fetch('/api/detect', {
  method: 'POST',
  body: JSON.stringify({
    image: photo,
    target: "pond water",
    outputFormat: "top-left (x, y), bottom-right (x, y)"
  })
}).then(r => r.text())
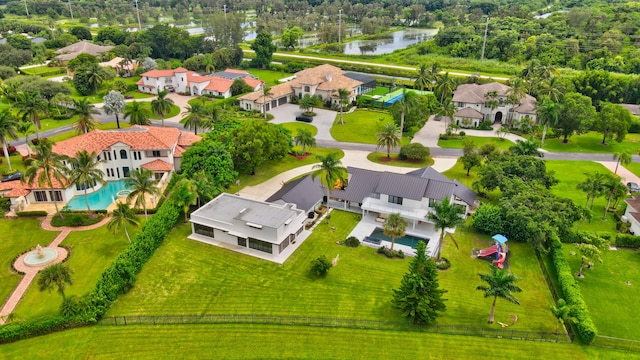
top-left (343, 28), bottom-right (438, 55)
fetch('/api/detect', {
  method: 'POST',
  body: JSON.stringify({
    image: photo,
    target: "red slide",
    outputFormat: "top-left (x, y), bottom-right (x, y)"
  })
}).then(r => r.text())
top-left (477, 245), bottom-right (498, 258)
top-left (493, 252), bottom-right (506, 269)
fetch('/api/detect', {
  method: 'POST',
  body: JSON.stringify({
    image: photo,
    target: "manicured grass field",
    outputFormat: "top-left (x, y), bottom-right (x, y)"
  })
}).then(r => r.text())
top-left (279, 122), bottom-right (318, 137)
top-left (0, 154), bottom-right (28, 175)
top-left (563, 245), bottom-right (640, 340)
top-left (11, 219), bottom-right (144, 320)
top-left (227, 148), bottom-right (344, 193)
top-left (542, 132), bottom-right (640, 154)
top-left (438, 136), bottom-right (515, 151)
top-left (624, 162), bottom-right (640, 178)
top-left (0, 219), bottom-right (58, 310)
top-left (3, 323), bottom-right (633, 360)
top-left (367, 86), bottom-right (392, 96)
top-left (366, 152), bottom-right (433, 168)
top-left (330, 109), bottom-right (404, 145)
top-left (246, 69), bottom-right (293, 86)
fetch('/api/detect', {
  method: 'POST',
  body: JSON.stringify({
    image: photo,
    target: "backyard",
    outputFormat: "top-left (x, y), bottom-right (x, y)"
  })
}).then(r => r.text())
top-left (246, 69), bottom-right (293, 86)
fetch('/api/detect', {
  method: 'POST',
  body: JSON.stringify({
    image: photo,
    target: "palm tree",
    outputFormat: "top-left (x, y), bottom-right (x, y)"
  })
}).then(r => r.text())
top-left (535, 76), bottom-right (565, 104)
top-left (84, 63), bottom-right (105, 94)
top-left (476, 265), bottom-right (522, 324)
top-left (151, 90), bottom-right (175, 127)
top-left (192, 170), bottom-right (222, 208)
top-left (126, 168), bottom-right (160, 217)
top-left (103, 90), bottom-right (126, 129)
top-left (426, 198), bottom-right (464, 261)
top-left (23, 140), bottom-right (67, 215)
top-left (38, 263), bottom-right (73, 300)
top-left (576, 171), bottom-right (605, 209)
top-left (107, 200), bottom-right (140, 242)
top-left (311, 152), bottom-right (347, 224)
top-left (613, 151), bottom-right (632, 174)
top-left (426, 62), bottom-right (441, 91)
top-left (337, 88), bottom-right (351, 125)
top-left (434, 72), bottom-right (456, 105)
top-left (602, 174), bottom-right (627, 219)
top-left (16, 119), bottom-right (33, 156)
top-left (484, 90), bottom-right (500, 122)
top-left (509, 139), bottom-right (543, 157)
top-left (182, 102), bottom-right (206, 135)
top-left (202, 104), bottom-right (221, 131)
top-left (71, 98), bottom-right (100, 134)
top-left (262, 86), bottom-right (272, 121)
top-left (0, 109), bottom-right (18, 172)
top-left (536, 97), bottom-right (563, 146)
top-left (294, 128), bottom-right (316, 154)
top-left (171, 178), bottom-right (198, 222)
top-left (437, 97), bottom-right (457, 129)
top-left (16, 91), bottom-right (48, 139)
top-left (376, 122), bottom-right (401, 159)
top-left (66, 150), bottom-right (106, 213)
top-left (124, 101), bottom-right (151, 125)
top-left (550, 298), bottom-right (577, 335)
top-left (414, 63), bottom-right (430, 92)
top-left (383, 213), bottom-right (407, 251)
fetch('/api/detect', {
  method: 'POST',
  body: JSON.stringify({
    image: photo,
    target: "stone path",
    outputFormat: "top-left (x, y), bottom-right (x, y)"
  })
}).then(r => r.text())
top-left (0, 215), bottom-right (110, 324)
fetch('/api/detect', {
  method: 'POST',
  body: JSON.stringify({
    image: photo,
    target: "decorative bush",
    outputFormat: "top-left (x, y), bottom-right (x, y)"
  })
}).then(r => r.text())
top-left (471, 204), bottom-right (504, 235)
top-left (435, 257), bottom-right (451, 270)
top-left (459, 131), bottom-right (466, 136)
top-left (344, 236), bottom-right (360, 248)
top-left (549, 236), bottom-right (597, 344)
top-left (478, 121), bottom-right (493, 130)
top-left (310, 255), bottom-right (332, 276)
top-left (615, 234), bottom-right (640, 248)
top-left (0, 145), bottom-right (17, 156)
top-left (16, 211), bottom-right (48, 217)
top-left (51, 213), bottom-right (104, 227)
top-left (377, 246), bottom-right (405, 259)
top-left (398, 143), bottom-right (430, 161)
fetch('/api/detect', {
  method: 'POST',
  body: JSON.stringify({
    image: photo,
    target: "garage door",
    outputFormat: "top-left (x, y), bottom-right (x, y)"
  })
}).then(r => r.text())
top-left (278, 96), bottom-right (288, 106)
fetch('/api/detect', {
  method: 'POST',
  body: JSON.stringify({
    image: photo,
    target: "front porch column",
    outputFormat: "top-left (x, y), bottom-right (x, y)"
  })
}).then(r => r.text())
top-left (412, 219), bottom-right (416, 230)
top-left (344, 201), bottom-right (347, 210)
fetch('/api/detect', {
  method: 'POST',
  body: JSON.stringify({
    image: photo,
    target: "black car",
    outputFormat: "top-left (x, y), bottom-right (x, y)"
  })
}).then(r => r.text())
top-left (628, 182), bottom-right (640, 193)
top-left (1, 172), bottom-right (22, 182)
top-left (295, 114), bottom-right (313, 123)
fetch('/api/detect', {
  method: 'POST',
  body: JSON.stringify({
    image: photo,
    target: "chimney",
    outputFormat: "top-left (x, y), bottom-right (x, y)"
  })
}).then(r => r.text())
top-left (325, 73), bottom-right (332, 82)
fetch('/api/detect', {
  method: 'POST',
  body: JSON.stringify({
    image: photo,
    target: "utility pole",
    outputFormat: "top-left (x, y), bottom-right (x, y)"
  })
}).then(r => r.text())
top-left (223, 4), bottom-right (227, 19)
top-left (23, 0), bottom-right (29, 16)
top-left (134, 0), bottom-right (142, 31)
top-left (480, 16), bottom-right (489, 61)
top-left (68, 0), bottom-right (74, 21)
top-left (338, 9), bottom-right (342, 44)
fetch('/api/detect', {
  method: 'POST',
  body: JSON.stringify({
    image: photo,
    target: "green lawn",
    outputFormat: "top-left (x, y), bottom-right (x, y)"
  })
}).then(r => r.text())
top-left (246, 69), bottom-right (293, 86)
top-left (563, 245), bottom-right (640, 340)
top-left (0, 154), bottom-right (28, 175)
top-left (366, 152), bottom-right (433, 168)
top-left (11, 219), bottom-right (144, 321)
top-left (140, 102), bottom-right (181, 120)
top-left (0, 219), bottom-right (58, 310)
top-left (279, 122), bottom-right (318, 137)
top-left (438, 136), bottom-right (515, 151)
top-left (542, 132), bottom-right (640, 154)
top-left (368, 86), bottom-right (392, 96)
top-left (227, 148), bottom-right (344, 194)
top-left (624, 162), bottom-right (640, 178)
top-left (330, 109), bottom-right (406, 145)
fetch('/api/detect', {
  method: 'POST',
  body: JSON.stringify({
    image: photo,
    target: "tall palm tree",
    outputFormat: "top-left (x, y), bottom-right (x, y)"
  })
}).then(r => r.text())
top-left (613, 150), bottom-right (632, 174)
top-left (103, 90), bottom-right (126, 129)
top-left (426, 198), bottom-right (464, 261)
top-left (576, 171), bottom-right (605, 209)
top-left (535, 76), bottom-right (565, 104)
top-left (66, 150), bottom-right (106, 213)
top-left (437, 97), bottom-right (457, 129)
top-left (107, 200), bottom-right (140, 242)
top-left (383, 213), bottom-right (407, 251)
top-left (23, 140), bottom-right (67, 215)
top-left (262, 86), bottom-right (272, 121)
top-left (84, 63), bottom-right (105, 94)
top-left (0, 109), bottom-right (18, 171)
top-left (16, 119), bottom-right (33, 156)
top-left (414, 63), bottom-right (429, 92)
top-left (126, 168), bottom-right (160, 217)
top-left (484, 90), bottom-right (500, 122)
top-left (509, 139), bottom-right (543, 157)
top-left (124, 101), bottom-right (151, 126)
top-left (16, 91), bottom-right (48, 139)
top-left (38, 263), bottom-right (73, 300)
top-left (476, 265), bottom-right (522, 324)
top-left (71, 98), bottom-right (100, 134)
top-left (426, 62), bottom-right (441, 91)
top-left (536, 97), bottom-right (563, 146)
top-left (376, 122), bottom-right (401, 159)
top-left (337, 88), bottom-right (351, 125)
top-left (182, 102), bottom-right (206, 135)
top-left (550, 298), bottom-right (577, 335)
top-left (294, 128), bottom-right (316, 154)
top-left (202, 104), bottom-right (221, 131)
top-left (311, 152), bottom-right (347, 224)
top-left (601, 174), bottom-right (626, 220)
top-left (151, 90), bottom-right (174, 128)
top-left (171, 177), bottom-right (198, 222)
top-left (434, 72), bottom-right (456, 105)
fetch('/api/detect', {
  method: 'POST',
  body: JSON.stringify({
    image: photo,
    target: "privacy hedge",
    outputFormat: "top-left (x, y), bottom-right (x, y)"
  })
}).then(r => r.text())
top-left (549, 236), bottom-right (597, 344)
top-left (615, 234), bottom-right (640, 248)
top-left (16, 211), bottom-right (48, 217)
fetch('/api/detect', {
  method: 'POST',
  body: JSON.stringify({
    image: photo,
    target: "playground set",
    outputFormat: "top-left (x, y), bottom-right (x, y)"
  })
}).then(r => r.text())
top-left (476, 234), bottom-right (509, 269)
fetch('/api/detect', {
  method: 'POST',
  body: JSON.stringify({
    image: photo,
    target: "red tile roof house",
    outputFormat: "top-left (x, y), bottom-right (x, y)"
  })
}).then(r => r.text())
top-left (0, 126), bottom-right (200, 210)
top-left (136, 68), bottom-right (263, 97)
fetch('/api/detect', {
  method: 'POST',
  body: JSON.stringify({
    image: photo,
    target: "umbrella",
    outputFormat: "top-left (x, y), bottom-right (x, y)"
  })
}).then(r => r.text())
top-left (492, 234), bottom-right (508, 244)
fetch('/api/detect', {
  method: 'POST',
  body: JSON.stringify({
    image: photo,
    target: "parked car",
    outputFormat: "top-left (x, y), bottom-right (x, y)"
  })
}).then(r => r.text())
top-left (1, 172), bottom-right (22, 182)
top-left (295, 114), bottom-right (313, 123)
top-left (628, 182), bottom-right (640, 193)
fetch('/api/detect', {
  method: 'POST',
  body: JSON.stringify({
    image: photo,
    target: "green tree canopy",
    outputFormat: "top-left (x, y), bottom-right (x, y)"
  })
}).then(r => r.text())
top-left (229, 119), bottom-right (291, 175)
top-left (251, 32), bottom-right (276, 69)
top-left (180, 139), bottom-right (237, 186)
top-left (593, 103), bottom-right (633, 144)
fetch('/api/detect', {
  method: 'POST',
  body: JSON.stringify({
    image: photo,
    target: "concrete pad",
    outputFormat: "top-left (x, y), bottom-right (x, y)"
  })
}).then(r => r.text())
top-left (269, 103), bottom-right (337, 141)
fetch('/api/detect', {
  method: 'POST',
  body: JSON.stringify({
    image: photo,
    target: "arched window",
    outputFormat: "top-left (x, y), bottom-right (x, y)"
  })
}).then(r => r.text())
top-left (304, 86), bottom-right (310, 92)
top-left (120, 150), bottom-right (128, 159)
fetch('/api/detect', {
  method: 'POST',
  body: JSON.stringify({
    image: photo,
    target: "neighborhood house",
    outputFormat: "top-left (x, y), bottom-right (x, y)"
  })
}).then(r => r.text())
top-left (137, 68), bottom-right (263, 97)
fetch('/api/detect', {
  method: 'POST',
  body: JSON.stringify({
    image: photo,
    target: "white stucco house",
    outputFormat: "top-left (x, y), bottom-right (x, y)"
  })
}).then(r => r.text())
top-left (624, 195), bottom-right (640, 235)
top-left (189, 193), bottom-right (309, 263)
top-left (137, 68), bottom-right (262, 97)
top-left (452, 82), bottom-right (537, 127)
top-left (0, 126), bottom-right (200, 208)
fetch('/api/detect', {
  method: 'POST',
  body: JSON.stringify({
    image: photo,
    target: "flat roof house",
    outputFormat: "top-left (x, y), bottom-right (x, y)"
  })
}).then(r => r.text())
top-left (189, 193), bottom-right (309, 263)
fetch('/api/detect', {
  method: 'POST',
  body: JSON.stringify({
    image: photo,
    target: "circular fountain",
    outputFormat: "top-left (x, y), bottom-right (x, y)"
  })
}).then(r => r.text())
top-left (23, 245), bottom-right (58, 267)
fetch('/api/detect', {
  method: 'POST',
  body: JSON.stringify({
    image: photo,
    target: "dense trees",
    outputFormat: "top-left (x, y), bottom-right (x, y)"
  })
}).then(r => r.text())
top-left (553, 92), bottom-right (596, 143)
top-left (229, 120), bottom-right (291, 175)
top-left (251, 32), bottom-right (277, 69)
top-left (593, 103), bottom-right (633, 144)
top-left (180, 139), bottom-right (237, 187)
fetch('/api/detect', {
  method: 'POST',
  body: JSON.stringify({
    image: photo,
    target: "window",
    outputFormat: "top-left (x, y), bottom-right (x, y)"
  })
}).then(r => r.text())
top-left (97, 155), bottom-right (100, 161)
top-left (152, 150), bottom-right (161, 157)
top-left (76, 180), bottom-right (96, 191)
top-left (249, 238), bottom-right (273, 254)
top-left (278, 238), bottom-right (290, 253)
top-left (34, 191), bottom-right (47, 202)
top-left (388, 195), bottom-right (403, 205)
top-left (304, 86), bottom-right (310, 92)
top-left (123, 167), bottom-right (130, 177)
top-left (49, 191), bottom-right (63, 202)
top-left (133, 152), bottom-right (137, 160)
top-left (194, 224), bottom-right (215, 238)
top-left (237, 237), bottom-right (247, 247)
top-left (116, 168), bottom-right (120, 178)
top-left (104, 151), bottom-right (111, 161)
top-left (120, 150), bottom-right (128, 159)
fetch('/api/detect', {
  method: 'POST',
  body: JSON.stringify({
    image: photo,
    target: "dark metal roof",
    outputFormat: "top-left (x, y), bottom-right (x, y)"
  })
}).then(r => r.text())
top-left (332, 167), bottom-right (382, 203)
top-left (424, 179), bottom-right (454, 201)
top-left (266, 175), bottom-right (324, 212)
top-left (453, 180), bottom-right (477, 205)
top-left (210, 71), bottom-right (251, 80)
top-left (406, 167), bottom-right (450, 182)
top-left (375, 172), bottom-right (429, 201)
top-left (344, 72), bottom-right (376, 84)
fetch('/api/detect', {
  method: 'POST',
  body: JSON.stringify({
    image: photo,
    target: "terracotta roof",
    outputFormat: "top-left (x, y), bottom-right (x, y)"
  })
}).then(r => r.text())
top-left (55, 41), bottom-right (113, 61)
top-left (0, 169), bottom-right (68, 198)
top-left (177, 131), bottom-right (201, 147)
top-left (174, 67), bottom-right (188, 72)
top-left (204, 77), bottom-right (233, 92)
top-left (140, 69), bottom-right (177, 78)
top-left (141, 159), bottom-right (174, 171)
top-left (224, 69), bottom-right (249, 74)
top-left (52, 126), bottom-right (181, 157)
top-left (173, 145), bottom-right (185, 158)
top-left (243, 78), bottom-right (262, 89)
top-left (187, 71), bottom-right (208, 83)
top-left (454, 107), bottom-right (484, 119)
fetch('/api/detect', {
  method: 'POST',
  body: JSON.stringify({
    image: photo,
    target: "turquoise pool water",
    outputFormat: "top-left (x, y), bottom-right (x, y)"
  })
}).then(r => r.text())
top-left (370, 228), bottom-right (429, 249)
top-left (66, 180), bottom-right (130, 210)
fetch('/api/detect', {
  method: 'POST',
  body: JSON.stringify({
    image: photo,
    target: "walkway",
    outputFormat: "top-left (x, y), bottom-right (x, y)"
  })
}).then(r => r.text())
top-left (0, 215), bottom-right (110, 324)
top-left (412, 116), bottom-right (528, 148)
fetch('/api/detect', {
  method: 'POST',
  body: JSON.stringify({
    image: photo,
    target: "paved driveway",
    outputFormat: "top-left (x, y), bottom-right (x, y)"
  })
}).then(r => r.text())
top-left (269, 103), bottom-right (337, 141)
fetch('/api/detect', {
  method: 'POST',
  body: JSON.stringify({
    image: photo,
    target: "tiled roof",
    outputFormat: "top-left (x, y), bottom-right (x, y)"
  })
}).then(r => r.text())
top-left (453, 82), bottom-right (512, 104)
top-left (173, 145), bottom-right (185, 158)
top-left (0, 169), bottom-right (68, 197)
top-left (454, 107), bottom-right (484, 119)
top-left (224, 69), bottom-right (249, 74)
top-left (141, 159), bottom-right (174, 171)
top-left (625, 195), bottom-right (640, 212)
top-left (174, 67), bottom-right (188, 72)
top-left (239, 82), bottom-right (293, 104)
top-left (514, 94), bottom-right (537, 114)
top-left (55, 41), bottom-right (113, 61)
top-left (621, 104), bottom-right (640, 116)
top-left (140, 69), bottom-right (176, 78)
top-left (177, 131), bottom-right (201, 147)
top-left (204, 77), bottom-right (233, 92)
top-left (243, 77), bottom-right (263, 89)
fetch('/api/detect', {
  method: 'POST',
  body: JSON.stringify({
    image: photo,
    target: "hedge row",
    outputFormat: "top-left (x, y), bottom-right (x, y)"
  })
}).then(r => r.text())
top-left (549, 236), bottom-right (597, 344)
top-left (0, 197), bottom-right (182, 343)
top-left (615, 234), bottom-right (640, 248)
top-left (16, 211), bottom-right (48, 217)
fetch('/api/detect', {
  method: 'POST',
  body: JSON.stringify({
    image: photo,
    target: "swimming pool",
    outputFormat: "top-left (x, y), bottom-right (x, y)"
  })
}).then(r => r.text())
top-left (369, 228), bottom-right (429, 249)
top-left (65, 180), bottom-right (130, 210)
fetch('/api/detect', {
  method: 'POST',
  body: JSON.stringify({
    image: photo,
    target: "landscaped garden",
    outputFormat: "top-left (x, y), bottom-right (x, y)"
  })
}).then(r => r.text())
top-left (542, 132), bottom-right (640, 154)
top-left (438, 135), bottom-right (515, 152)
